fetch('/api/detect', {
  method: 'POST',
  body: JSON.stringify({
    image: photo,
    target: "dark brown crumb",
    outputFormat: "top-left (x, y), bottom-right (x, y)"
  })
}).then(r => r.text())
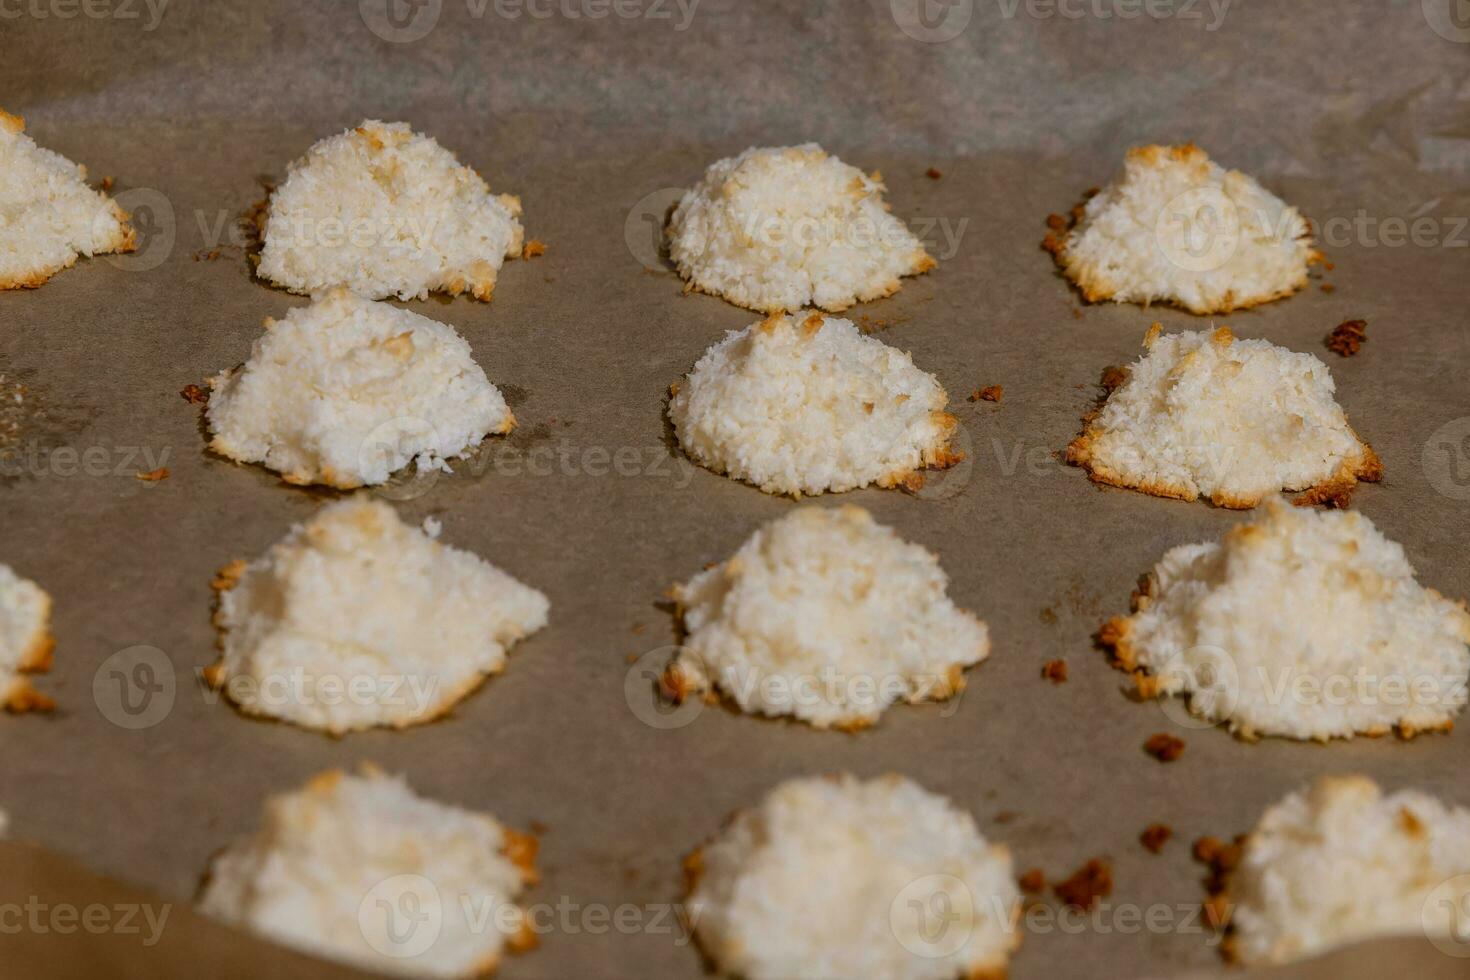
top-left (968, 384), bottom-right (1003, 403)
top-left (1326, 319), bottom-right (1366, 357)
top-left (1144, 732), bottom-right (1185, 762)
top-left (1041, 659), bottom-right (1068, 684)
top-left (1324, 260), bottom-right (1336, 271)
top-left (1071, 307), bottom-right (1083, 319)
top-left (100, 176), bottom-right (115, 191)
top-left (1018, 868), bottom-right (1046, 894)
top-left (1054, 858), bottom-right (1112, 909)
top-left (1319, 283), bottom-right (1334, 293)
top-left (925, 167), bottom-right (943, 180)
top-left (136, 467), bottom-right (169, 482)
top-left (522, 239), bottom-right (547, 259)
top-left (1194, 833), bottom-right (1247, 913)
top-left (631, 622), bottom-right (645, 635)
top-left (1100, 365), bottom-right (1128, 391)
top-left (1192, 836), bottom-right (1224, 865)
top-left (993, 810), bottom-right (1017, 824)
top-left (180, 384), bottom-right (208, 405)
top-left (1140, 823), bottom-right (1173, 853)
top-left (1039, 607), bottom-right (1057, 625)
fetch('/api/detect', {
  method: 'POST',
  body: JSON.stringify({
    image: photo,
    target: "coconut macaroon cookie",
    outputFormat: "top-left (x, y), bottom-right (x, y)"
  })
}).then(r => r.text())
top-left (0, 109), bottom-right (135, 289)
top-left (1045, 144), bottom-right (1317, 314)
top-left (0, 563), bottom-right (54, 712)
top-left (1068, 325), bottom-right (1381, 508)
top-left (667, 144), bottom-right (935, 313)
top-left (256, 120), bottom-right (525, 301)
top-left (670, 312), bottom-right (960, 496)
top-left (207, 497), bottom-right (549, 734)
top-left (664, 506), bottom-right (989, 730)
top-left (686, 774), bottom-right (1020, 980)
top-left (200, 766), bottom-right (538, 978)
top-left (207, 289), bottom-right (514, 489)
top-left (1219, 775), bottom-right (1470, 964)
top-left (1101, 498), bottom-right (1470, 741)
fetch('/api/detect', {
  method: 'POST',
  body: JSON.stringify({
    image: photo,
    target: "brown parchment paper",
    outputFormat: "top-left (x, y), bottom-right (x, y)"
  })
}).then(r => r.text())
top-left (2, 1), bottom-right (1469, 977)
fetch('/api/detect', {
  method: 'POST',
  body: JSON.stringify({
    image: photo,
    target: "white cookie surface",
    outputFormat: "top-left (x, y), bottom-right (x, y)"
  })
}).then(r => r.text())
top-left (687, 774), bottom-right (1020, 980)
top-left (200, 767), bottom-right (537, 978)
top-left (1104, 498), bottom-right (1470, 741)
top-left (0, 109), bottom-right (135, 289)
top-left (1068, 325), bottom-right (1379, 508)
top-left (1050, 143), bottom-right (1316, 314)
top-left (0, 562), bottom-right (54, 712)
top-left (668, 144), bottom-right (934, 313)
top-left (666, 506), bottom-right (989, 730)
top-left (207, 289), bottom-right (514, 489)
top-left (207, 497), bottom-right (549, 734)
top-left (1226, 775), bottom-right (1470, 965)
top-left (669, 311), bottom-right (959, 496)
top-left (257, 120), bottom-right (524, 301)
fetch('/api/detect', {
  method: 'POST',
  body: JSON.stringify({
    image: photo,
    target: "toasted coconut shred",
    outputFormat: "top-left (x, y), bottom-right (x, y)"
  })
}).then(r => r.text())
top-left (1048, 144), bottom-right (1318, 315)
top-left (1067, 324), bottom-right (1380, 508)
top-left (207, 289), bottom-right (514, 490)
top-left (0, 562), bottom-right (55, 712)
top-left (670, 312), bottom-right (960, 496)
top-left (1101, 499), bottom-right (1470, 742)
top-left (685, 774), bottom-right (1021, 980)
top-left (664, 505), bottom-right (990, 730)
top-left (0, 108), bottom-right (135, 289)
top-left (207, 497), bottom-right (548, 734)
top-left (668, 144), bottom-right (934, 313)
top-left (1224, 775), bottom-right (1470, 965)
top-left (200, 765), bottom-right (539, 978)
top-left (256, 120), bottom-right (525, 301)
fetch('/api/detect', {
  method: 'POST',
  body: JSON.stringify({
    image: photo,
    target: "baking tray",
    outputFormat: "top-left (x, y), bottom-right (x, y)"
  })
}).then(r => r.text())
top-left (2, 1), bottom-right (1469, 977)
